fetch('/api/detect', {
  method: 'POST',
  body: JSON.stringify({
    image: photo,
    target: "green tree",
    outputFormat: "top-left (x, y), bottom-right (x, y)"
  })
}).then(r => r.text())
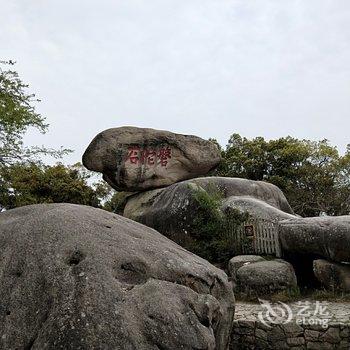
top-left (103, 191), bottom-right (133, 214)
top-left (217, 134), bottom-right (350, 217)
top-left (0, 162), bottom-right (107, 210)
top-left (0, 60), bottom-right (69, 165)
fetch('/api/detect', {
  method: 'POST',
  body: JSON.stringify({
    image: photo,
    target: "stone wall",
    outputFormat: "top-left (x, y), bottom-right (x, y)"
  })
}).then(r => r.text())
top-left (231, 302), bottom-right (350, 350)
top-left (231, 319), bottom-right (349, 349)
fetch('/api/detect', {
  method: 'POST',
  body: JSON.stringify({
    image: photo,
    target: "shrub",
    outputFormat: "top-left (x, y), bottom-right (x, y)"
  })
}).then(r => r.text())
top-left (188, 184), bottom-right (249, 265)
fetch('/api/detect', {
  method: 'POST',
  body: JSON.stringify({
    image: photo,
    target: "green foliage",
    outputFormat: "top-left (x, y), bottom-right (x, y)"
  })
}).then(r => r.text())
top-left (0, 162), bottom-right (105, 210)
top-left (0, 60), bottom-right (77, 210)
top-left (0, 60), bottom-right (70, 165)
top-left (217, 133), bottom-right (350, 217)
top-left (103, 192), bottom-right (133, 214)
top-left (188, 184), bottom-right (249, 264)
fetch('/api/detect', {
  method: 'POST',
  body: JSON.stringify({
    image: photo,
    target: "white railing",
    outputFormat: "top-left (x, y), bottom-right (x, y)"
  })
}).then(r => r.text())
top-left (226, 218), bottom-right (282, 257)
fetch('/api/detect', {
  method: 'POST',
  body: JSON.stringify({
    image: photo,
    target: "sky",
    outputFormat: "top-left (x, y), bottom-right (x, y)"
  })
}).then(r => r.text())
top-left (1, 0), bottom-right (350, 164)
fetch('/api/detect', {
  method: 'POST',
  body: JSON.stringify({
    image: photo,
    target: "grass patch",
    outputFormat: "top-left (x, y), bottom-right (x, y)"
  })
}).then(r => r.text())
top-left (236, 287), bottom-right (350, 303)
top-left (235, 286), bottom-right (301, 303)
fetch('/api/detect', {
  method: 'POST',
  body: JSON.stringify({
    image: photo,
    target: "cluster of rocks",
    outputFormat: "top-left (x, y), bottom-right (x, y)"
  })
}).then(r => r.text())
top-left (83, 127), bottom-right (350, 296)
top-left (1, 126), bottom-right (349, 349)
top-left (227, 253), bottom-right (350, 298)
top-left (279, 217), bottom-right (350, 293)
top-left (123, 176), bottom-right (295, 240)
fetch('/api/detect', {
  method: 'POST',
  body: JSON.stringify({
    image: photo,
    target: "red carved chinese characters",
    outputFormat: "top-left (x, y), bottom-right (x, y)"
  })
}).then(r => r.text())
top-left (126, 146), bottom-right (141, 164)
top-left (140, 149), bottom-right (156, 165)
top-left (125, 146), bottom-right (171, 167)
top-left (157, 146), bottom-right (171, 166)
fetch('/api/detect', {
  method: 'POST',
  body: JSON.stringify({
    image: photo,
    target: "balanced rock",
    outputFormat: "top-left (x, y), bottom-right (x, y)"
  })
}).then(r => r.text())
top-left (124, 177), bottom-right (294, 247)
top-left (82, 126), bottom-right (221, 191)
top-left (234, 259), bottom-right (297, 295)
top-left (279, 216), bottom-right (350, 263)
top-left (313, 259), bottom-right (350, 292)
top-left (0, 204), bottom-right (234, 350)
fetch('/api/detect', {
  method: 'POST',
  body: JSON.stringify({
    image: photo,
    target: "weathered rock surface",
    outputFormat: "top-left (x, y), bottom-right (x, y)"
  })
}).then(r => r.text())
top-left (82, 126), bottom-right (221, 191)
top-left (123, 177), bottom-right (294, 246)
top-left (222, 196), bottom-right (296, 222)
top-left (313, 259), bottom-right (350, 292)
top-left (227, 255), bottom-right (265, 283)
top-left (0, 204), bottom-right (234, 350)
top-left (279, 216), bottom-right (350, 263)
top-left (234, 259), bottom-right (298, 295)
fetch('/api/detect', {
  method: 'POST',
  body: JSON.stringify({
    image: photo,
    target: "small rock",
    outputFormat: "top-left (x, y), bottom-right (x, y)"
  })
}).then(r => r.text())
top-left (237, 320), bottom-right (256, 329)
top-left (338, 340), bottom-right (350, 350)
top-left (281, 323), bottom-right (304, 337)
top-left (287, 336), bottom-right (305, 346)
top-left (306, 341), bottom-right (334, 350)
top-left (313, 259), bottom-right (350, 292)
top-left (255, 328), bottom-right (267, 340)
top-left (272, 340), bottom-right (289, 350)
top-left (234, 327), bottom-right (254, 336)
top-left (320, 327), bottom-right (341, 344)
top-left (304, 329), bottom-right (321, 341)
top-left (268, 326), bottom-right (285, 341)
top-left (244, 336), bottom-right (256, 344)
top-left (340, 327), bottom-right (349, 338)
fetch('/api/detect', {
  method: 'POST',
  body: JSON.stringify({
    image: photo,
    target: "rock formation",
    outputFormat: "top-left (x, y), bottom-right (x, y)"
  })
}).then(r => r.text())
top-left (279, 216), bottom-right (350, 263)
top-left (84, 126), bottom-right (350, 294)
top-left (82, 126), bottom-right (221, 191)
top-left (313, 259), bottom-right (350, 292)
top-left (222, 196), bottom-right (296, 222)
top-left (227, 255), bottom-right (265, 283)
top-left (123, 177), bottom-right (295, 246)
top-left (0, 204), bottom-right (234, 350)
top-left (227, 256), bottom-right (297, 296)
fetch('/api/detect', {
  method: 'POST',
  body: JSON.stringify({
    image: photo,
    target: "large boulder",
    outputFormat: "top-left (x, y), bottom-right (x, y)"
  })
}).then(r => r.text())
top-left (234, 259), bottom-right (298, 295)
top-left (0, 204), bottom-right (234, 350)
top-left (227, 255), bottom-right (265, 283)
top-left (279, 216), bottom-right (350, 263)
top-left (123, 177), bottom-right (295, 246)
top-left (82, 126), bottom-right (221, 191)
top-left (222, 196), bottom-right (296, 222)
top-left (313, 259), bottom-right (350, 292)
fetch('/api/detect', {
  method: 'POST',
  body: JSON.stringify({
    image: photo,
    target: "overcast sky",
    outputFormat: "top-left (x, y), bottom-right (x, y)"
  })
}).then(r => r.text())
top-left (2, 0), bottom-right (350, 164)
